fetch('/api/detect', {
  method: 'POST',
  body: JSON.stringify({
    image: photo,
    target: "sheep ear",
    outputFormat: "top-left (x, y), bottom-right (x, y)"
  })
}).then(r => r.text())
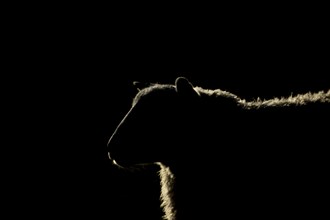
top-left (133, 81), bottom-right (150, 91)
top-left (175, 77), bottom-right (199, 97)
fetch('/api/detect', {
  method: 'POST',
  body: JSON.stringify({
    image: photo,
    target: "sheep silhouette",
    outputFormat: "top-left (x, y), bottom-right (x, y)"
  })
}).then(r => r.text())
top-left (108, 77), bottom-right (330, 220)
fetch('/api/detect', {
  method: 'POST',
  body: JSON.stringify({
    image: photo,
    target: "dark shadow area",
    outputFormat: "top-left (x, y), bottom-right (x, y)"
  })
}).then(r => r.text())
top-left (6, 5), bottom-right (329, 219)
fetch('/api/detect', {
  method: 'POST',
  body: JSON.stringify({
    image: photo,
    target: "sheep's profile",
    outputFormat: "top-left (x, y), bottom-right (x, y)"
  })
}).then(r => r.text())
top-left (108, 77), bottom-right (330, 219)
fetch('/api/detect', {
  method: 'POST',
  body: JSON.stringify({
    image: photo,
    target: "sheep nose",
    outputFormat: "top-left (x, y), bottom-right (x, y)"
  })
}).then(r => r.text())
top-left (107, 152), bottom-right (117, 165)
top-left (107, 133), bottom-right (116, 161)
top-left (107, 152), bottom-right (112, 160)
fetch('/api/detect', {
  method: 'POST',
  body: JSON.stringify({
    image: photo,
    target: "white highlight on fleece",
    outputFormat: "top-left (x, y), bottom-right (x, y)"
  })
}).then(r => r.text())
top-left (195, 87), bottom-right (330, 108)
top-left (158, 163), bottom-right (176, 220)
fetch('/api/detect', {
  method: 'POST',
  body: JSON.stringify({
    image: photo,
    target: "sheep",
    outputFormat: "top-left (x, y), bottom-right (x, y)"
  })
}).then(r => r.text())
top-left (108, 77), bottom-right (330, 219)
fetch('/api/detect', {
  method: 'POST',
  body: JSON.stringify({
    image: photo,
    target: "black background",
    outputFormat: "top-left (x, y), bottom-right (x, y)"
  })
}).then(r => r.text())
top-left (4, 3), bottom-right (329, 219)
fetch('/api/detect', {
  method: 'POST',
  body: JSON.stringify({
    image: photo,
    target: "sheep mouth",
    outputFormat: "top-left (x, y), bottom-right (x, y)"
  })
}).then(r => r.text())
top-left (108, 152), bottom-right (157, 170)
top-left (108, 152), bottom-right (126, 168)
